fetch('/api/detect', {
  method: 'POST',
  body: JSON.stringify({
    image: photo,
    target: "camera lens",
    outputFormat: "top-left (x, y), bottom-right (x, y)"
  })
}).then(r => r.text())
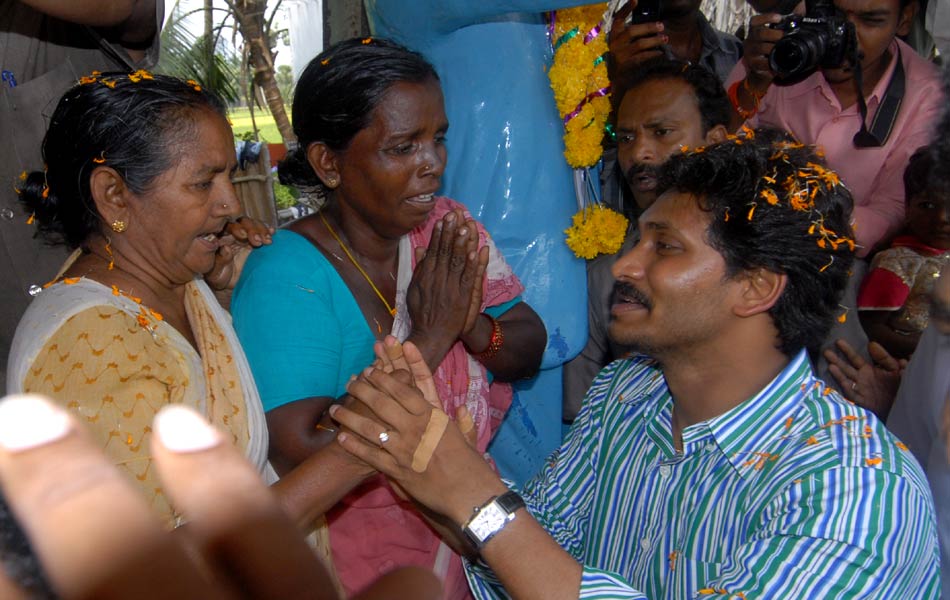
top-left (770, 30), bottom-right (827, 77)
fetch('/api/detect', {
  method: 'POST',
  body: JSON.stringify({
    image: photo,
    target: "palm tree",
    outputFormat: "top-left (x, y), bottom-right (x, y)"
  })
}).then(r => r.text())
top-left (225, 0), bottom-right (296, 146)
top-left (158, 1), bottom-right (241, 104)
top-left (159, 0), bottom-right (296, 148)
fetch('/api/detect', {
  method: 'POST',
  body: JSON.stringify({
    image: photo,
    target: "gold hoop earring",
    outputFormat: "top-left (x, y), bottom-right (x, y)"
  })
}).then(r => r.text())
top-left (110, 220), bottom-right (127, 233)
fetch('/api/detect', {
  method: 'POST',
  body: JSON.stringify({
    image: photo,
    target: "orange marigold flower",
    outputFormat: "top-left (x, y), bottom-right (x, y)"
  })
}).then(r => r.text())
top-left (79, 75), bottom-right (98, 85)
top-left (760, 188), bottom-right (780, 205)
top-left (101, 78), bottom-right (117, 88)
top-left (362, 37), bottom-right (373, 44)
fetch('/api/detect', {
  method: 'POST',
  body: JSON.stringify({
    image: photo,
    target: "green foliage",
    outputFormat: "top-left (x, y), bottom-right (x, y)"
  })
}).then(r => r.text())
top-left (229, 106), bottom-right (287, 143)
top-left (157, 3), bottom-right (241, 104)
top-left (274, 181), bottom-right (298, 210)
top-left (276, 64), bottom-right (295, 105)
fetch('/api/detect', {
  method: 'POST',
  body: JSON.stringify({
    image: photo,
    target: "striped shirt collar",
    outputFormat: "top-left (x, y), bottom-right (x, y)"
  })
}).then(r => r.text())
top-left (632, 350), bottom-right (816, 478)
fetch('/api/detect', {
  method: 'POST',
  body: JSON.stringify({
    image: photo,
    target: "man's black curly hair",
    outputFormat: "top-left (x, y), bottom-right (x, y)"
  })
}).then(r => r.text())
top-left (658, 128), bottom-right (856, 356)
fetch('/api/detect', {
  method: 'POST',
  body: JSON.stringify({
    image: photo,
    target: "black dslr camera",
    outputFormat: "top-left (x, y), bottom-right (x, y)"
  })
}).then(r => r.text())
top-left (768, 0), bottom-right (857, 78)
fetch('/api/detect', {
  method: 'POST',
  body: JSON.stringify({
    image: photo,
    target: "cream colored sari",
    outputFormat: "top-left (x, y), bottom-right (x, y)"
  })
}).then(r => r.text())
top-left (7, 276), bottom-right (275, 524)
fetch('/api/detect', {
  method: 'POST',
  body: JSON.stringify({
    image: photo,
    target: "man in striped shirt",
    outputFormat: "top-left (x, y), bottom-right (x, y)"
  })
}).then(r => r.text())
top-left (335, 129), bottom-right (940, 598)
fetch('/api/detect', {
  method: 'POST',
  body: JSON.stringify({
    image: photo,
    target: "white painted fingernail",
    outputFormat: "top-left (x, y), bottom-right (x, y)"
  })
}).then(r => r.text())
top-left (154, 405), bottom-right (221, 453)
top-left (0, 394), bottom-right (72, 452)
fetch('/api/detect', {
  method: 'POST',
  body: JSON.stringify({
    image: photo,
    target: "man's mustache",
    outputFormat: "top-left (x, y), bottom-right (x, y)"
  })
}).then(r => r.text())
top-left (611, 281), bottom-right (652, 310)
top-left (624, 162), bottom-right (659, 185)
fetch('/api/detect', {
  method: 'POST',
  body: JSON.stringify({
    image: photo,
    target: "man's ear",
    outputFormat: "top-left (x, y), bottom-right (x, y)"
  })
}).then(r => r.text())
top-left (306, 142), bottom-right (340, 189)
top-left (705, 124), bottom-right (729, 145)
top-left (89, 166), bottom-right (130, 227)
top-left (733, 267), bottom-right (787, 318)
top-left (896, 1), bottom-right (918, 37)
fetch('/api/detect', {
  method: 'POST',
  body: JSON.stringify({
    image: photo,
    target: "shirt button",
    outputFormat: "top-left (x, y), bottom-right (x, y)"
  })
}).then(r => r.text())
top-left (640, 537), bottom-right (651, 551)
top-left (1, 207), bottom-right (14, 221)
top-left (659, 465), bottom-right (671, 478)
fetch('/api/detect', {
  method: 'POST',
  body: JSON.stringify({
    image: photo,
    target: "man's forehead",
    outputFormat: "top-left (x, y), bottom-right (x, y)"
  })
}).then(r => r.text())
top-left (834, 0), bottom-right (900, 14)
top-left (638, 190), bottom-right (708, 229)
top-left (617, 79), bottom-right (700, 126)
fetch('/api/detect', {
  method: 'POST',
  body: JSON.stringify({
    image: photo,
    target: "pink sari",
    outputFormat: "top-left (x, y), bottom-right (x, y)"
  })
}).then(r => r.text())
top-left (328, 197), bottom-right (524, 598)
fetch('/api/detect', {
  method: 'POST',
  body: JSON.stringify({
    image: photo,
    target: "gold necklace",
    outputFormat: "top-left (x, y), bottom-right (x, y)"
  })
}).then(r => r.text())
top-left (319, 211), bottom-right (397, 317)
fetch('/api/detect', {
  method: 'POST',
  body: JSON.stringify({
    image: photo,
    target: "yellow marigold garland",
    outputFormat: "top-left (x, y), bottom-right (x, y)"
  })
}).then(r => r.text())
top-left (548, 4), bottom-right (611, 168)
top-left (564, 204), bottom-right (629, 260)
top-left (550, 4), bottom-right (631, 259)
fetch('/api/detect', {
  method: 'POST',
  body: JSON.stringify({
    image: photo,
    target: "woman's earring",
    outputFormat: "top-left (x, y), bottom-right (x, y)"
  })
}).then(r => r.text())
top-left (110, 220), bottom-right (127, 233)
top-left (325, 177), bottom-right (338, 188)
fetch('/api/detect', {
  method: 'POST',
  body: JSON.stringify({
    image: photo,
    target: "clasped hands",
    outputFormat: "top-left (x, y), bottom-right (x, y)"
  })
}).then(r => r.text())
top-left (331, 337), bottom-right (504, 527)
top-left (406, 209), bottom-right (491, 362)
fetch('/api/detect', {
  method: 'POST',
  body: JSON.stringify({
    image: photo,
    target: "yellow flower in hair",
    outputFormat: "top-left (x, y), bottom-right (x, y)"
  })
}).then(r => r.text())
top-left (79, 75), bottom-right (98, 85)
top-left (186, 79), bottom-right (202, 91)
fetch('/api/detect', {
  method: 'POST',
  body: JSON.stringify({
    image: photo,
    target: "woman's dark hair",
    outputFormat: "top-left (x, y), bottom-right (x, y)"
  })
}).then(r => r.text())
top-left (658, 128), bottom-right (856, 356)
top-left (18, 72), bottom-right (226, 248)
top-left (614, 57), bottom-right (732, 134)
top-left (278, 37), bottom-right (439, 190)
top-left (903, 145), bottom-right (948, 203)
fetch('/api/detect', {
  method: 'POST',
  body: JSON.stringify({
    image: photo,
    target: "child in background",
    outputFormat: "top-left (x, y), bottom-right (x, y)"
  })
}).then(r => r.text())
top-left (857, 146), bottom-right (950, 359)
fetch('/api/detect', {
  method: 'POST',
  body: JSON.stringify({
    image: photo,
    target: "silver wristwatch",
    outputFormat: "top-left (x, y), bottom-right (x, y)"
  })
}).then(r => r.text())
top-left (462, 491), bottom-right (525, 550)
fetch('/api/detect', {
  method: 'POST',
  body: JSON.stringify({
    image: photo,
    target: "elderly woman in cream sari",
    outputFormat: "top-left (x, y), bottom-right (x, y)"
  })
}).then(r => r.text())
top-left (5, 72), bottom-right (276, 526)
top-left (5, 72), bottom-right (380, 559)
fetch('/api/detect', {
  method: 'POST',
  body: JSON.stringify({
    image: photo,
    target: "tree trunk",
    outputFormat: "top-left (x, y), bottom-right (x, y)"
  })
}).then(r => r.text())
top-left (231, 1), bottom-right (296, 147)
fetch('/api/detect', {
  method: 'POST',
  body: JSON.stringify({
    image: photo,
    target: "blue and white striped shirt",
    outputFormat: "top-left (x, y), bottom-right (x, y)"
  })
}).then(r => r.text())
top-left (467, 351), bottom-right (939, 598)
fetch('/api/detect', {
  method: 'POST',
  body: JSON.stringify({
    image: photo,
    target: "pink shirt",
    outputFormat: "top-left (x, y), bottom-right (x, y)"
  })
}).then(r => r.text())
top-left (727, 39), bottom-right (944, 257)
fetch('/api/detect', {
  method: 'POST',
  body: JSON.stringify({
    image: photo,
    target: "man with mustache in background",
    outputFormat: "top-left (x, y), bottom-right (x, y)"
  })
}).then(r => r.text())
top-left (563, 58), bottom-right (729, 420)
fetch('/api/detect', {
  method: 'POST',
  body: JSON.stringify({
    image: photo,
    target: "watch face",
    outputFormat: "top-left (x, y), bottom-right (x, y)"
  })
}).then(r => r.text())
top-left (469, 503), bottom-right (508, 541)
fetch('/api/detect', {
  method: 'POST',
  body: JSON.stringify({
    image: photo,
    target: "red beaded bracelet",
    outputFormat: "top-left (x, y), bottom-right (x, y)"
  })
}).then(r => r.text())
top-left (728, 78), bottom-right (763, 120)
top-left (472, 314), bottom-right (504, 360)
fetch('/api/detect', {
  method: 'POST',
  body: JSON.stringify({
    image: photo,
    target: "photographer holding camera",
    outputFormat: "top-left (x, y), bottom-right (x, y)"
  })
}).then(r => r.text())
top-left (727, 0), bottom-right (943, 381)
top-left (730, 0), bottom-right (941, 257)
